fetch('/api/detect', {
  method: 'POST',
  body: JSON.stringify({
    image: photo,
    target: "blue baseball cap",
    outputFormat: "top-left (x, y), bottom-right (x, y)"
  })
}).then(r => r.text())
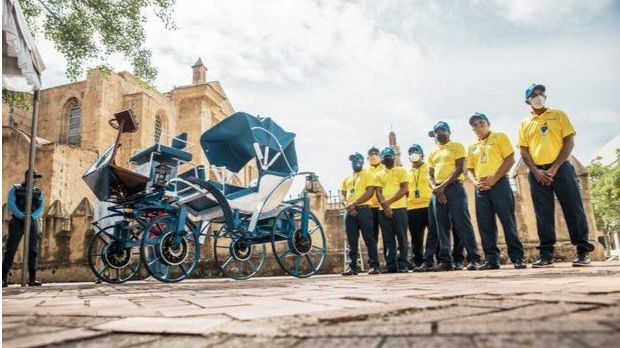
top-left (525, 83), bottom-right (545, 99)
top-left (469, 112), bottom-right (489, 125)
top-left (367, 146), bottom-right (380, 155)
top-left (429, 121), bottom-right (450, 137)
top-left (408, 144), bottom-right (423, 155)
top-left (380, 147), bottom-right (395, 158)
top-left (349, 152), bottom-right (364, 162)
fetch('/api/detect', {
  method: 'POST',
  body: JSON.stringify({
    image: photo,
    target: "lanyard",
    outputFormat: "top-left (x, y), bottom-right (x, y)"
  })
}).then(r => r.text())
top-left (480, 132), bottom-right (492, 163)
top-left (412, 167), bottom-right (421, 190)
top-left (349, 173), bottom-right (359, 195)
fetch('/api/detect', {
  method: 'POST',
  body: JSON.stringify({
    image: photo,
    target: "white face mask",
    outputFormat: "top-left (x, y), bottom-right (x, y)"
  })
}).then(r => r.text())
top-left (409, 153), bottom-right (421, 163)
top-left (529, 95), bottom-right (546, 109)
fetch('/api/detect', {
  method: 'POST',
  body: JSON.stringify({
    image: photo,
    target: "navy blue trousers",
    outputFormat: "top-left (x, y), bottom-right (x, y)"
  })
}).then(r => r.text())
top-left (528, 161), bottom-right (594, 259)
top-left (345, 207), bottom-right (380, 270)
top-left (432, 182), bottom-right (480, 265)
top-left (475, 176), bottom-right (524, 264)
top-left (378, 208), bottom-right (409, 270)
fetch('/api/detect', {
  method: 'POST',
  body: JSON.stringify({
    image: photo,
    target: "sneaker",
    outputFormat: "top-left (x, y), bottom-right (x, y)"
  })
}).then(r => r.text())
top-left (453, 262), bottom-right (464, 271)
top-left (384, 268), bottom-right (398, 274)
top-left (368, 267), bottom-right (381, 275)
top-left (572, 254), bottom-right (591, 267)
top-left (466, 261), bottom-right (480, 271)
top-left (477, 262), bottom-right (500, 270)
top-left (397, 268), bottom-right (409, 273)
top-left (413, 264), bottom-right (434, 272)
top-left (513, 260), bottom-right (527, 269)
top-left (28, 280), bottom-right (42, 286)
top-left (434, 263), bottom-right (454, 272)
top-left (2, 280), bottom-right (7, 288)
top-left (532, 259), bottom-right (554, 268)
top-left (341, 269), bottom-right (358, 276)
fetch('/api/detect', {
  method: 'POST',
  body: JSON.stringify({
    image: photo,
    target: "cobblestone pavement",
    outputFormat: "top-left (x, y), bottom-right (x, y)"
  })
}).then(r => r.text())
top-left (3, 262), bottom-right (620, 348)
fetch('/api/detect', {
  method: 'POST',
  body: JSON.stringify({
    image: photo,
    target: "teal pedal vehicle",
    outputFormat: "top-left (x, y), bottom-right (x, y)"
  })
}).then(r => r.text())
top-left (83, 110), bottom-right (327, 283)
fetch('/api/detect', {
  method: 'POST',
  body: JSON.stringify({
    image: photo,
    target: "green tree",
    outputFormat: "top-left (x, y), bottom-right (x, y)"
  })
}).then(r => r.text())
top-left (3, 1), bottom-right (177, 115)
top-left (21, 0), bottom-right (177, 85)
top-left (588, 149), bottom-right (620, 239)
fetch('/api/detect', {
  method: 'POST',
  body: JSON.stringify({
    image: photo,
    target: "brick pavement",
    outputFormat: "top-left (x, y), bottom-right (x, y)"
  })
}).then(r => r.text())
top-left (3, 262), bottom-right (620, 347)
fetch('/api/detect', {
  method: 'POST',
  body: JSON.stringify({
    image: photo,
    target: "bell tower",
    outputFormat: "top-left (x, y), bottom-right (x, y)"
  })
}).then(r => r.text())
top-left (192, 57), bottom-right (207, 85)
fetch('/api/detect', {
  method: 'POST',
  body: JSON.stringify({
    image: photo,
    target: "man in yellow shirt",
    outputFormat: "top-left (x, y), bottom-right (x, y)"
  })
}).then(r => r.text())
top-left (340, 152), bottom-right (381, 275)
top-left (466, 113), bottom-right (526, 270)
top-left (428, 121), bottom-right (481, 271)
top-left (518, 84), bottom-right (594, 267)
top-left (405, 144), bottom-right (434, 270)
top-left (366, 146), bottom-right (384, 244)
top-left (375, 147), bottom-right (409, 273)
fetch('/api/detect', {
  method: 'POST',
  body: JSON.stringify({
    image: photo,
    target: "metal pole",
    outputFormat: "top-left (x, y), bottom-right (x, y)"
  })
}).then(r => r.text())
top-left (21, 89), bottom-right (40, 286)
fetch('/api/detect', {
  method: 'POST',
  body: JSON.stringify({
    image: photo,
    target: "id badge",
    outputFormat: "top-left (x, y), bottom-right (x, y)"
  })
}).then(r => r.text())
top-left (415, 190), bottom-right (420, 198)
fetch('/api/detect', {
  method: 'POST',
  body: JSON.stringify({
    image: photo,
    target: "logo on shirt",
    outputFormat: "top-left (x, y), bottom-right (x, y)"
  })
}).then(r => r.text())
top-left (541, 123), bottom-right (549, 136)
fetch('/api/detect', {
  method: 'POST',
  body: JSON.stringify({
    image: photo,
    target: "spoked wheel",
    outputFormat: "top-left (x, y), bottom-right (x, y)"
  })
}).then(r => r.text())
top-left (87, 224), bottom-right (141, 284)
top-left (271, 206), bottom-right (327, 278)
top-left (213, 226), bottom-right (266, 280)
top-left (140, 215), bottom-right (200, 283)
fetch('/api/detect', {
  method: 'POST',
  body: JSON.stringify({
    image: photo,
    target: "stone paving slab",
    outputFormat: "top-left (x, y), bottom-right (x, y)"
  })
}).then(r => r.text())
top-left (2, 261), bottom-right (620, 347)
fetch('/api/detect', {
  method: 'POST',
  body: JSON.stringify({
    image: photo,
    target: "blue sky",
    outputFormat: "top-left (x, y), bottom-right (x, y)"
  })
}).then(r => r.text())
top-left (39, 0), bottom-right (620, 192)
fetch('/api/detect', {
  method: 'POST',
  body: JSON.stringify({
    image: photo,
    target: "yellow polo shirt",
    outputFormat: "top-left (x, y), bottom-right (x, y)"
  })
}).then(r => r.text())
top-left (466, 132), bottom-right (514, 179)
top-left (365, 164), bottom-right (385, 208)
top-left (407, 162), bottom-right (431, 210)
top-left (518, 108), bottom-right (576, 165)
top-left (340, 170), bottom-right (377, 204)
top-left (376, 166), bottom-right (409, 210)
top-left (428, 141), bottom-right (465, 184)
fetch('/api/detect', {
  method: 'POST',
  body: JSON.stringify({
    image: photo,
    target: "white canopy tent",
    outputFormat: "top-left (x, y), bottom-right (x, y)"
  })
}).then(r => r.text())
top-left (3, 0), bottom-right (45, 91)
top-left (3, 0), bottom-right (46, 286)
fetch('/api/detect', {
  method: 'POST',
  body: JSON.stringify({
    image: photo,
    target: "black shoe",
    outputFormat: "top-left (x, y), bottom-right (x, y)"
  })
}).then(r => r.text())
top-left (413, 264), bottom-right (434, 272)
top-left (28, 280), bottom-right (42, 286)
top-left (384, 268), bottom-right (398, 274)
top-left (477, 262), bottom-right (500, 270)
top-left (397, 268), bottom-right (409, 273)
top-left (572, 254), bottom-right (591, 267)
top-left (341, 269), bottom-right (358, 276)
top-left (513, 260), bottom-right (527, 269)
top-left (434, 263), bottom-right (454, 272)
top-left (532, 259), bottom-right (554, 268)
top-left (453, 262), bottom-right (464, 271)
top-left (2, 280), bottom-right (7, 288)
top-left (368, 267), bottom-right (381, 275)
top-left (466, 261), bottom-right (480, 271)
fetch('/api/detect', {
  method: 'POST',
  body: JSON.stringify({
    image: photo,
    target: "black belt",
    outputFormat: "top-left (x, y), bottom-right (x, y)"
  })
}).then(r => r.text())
top-left (356, 204), bottom-right (371, 209)
top-left (536, 161), bottom-right (567, 170)
top-left (535, 163), bottom-right (553, 170)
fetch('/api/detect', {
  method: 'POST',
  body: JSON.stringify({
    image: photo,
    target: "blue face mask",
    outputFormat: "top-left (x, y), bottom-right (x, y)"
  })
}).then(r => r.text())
top-left (351, 161), bottom-right (364, 171)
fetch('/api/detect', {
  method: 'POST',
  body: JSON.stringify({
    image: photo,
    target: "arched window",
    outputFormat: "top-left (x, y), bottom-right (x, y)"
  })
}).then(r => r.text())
top-left (154, 114), bottom-right (163, 143)
top-left (64, 98), bottom-right (81, 146)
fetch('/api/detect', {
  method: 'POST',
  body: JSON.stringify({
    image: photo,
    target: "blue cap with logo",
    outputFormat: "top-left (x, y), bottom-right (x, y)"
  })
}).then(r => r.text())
top-left (525, 83), bottom-right (545, 99)
top-left (469, 112), bottom-right (489, 125)
top-left (408, 144), bottom-right (423, 155)
top-left (428, 121), bottom-right (450, 137)
top-left (349, 152), bottom-right (364, 162)
top-left (380, 147), bottom-right (395, 158)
